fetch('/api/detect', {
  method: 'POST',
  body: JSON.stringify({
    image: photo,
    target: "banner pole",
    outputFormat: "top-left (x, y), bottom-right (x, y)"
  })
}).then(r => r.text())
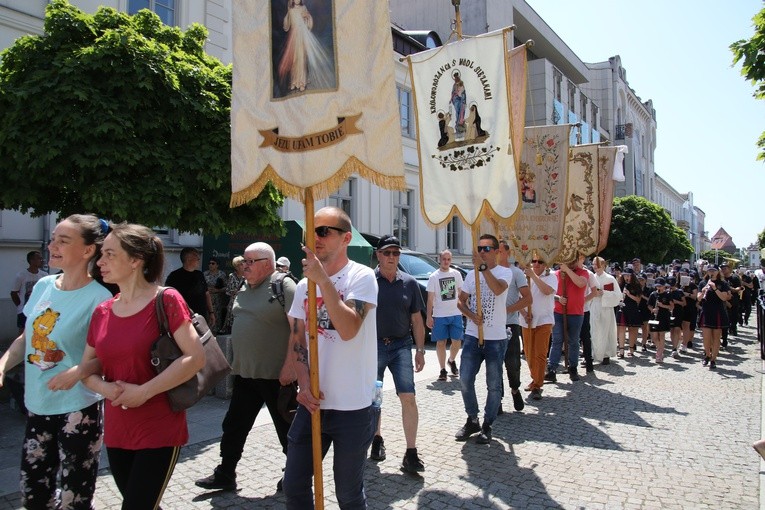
top-left (452, 0), bottom-right (463, 39)
top-left (472, 224), bottom-right (484, 345)
top-left (305, 188), bottom-right (324, 509)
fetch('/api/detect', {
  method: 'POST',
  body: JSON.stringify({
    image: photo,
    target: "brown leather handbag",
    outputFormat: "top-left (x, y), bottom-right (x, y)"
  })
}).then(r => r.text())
top-left (150, 288), bottom-right (231, 412)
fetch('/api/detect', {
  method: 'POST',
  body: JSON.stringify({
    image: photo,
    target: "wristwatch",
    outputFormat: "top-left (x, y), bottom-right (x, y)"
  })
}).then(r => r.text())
top-left (416, 348), bottom-right (426, 355)
top-left (478, 263), bottom-right (488, 272)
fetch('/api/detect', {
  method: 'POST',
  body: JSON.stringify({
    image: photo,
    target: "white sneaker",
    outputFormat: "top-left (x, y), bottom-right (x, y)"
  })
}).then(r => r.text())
top-left (671, 349), bottom-right (679, 359)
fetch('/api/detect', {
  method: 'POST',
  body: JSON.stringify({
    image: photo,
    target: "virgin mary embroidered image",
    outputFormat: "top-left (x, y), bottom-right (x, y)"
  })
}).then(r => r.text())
top-left (271, 0), bottom-right (337, 99)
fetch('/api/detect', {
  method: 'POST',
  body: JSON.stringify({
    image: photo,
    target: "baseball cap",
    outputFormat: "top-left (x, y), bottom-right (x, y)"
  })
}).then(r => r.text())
top-left (276, 256), bottom-right (291, 269)
top-left (377, 235), bottom-right (401, 251)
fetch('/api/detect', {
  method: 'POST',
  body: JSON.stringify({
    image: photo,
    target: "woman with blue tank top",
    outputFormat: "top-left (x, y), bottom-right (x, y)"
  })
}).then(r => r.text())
top-left (0, 214), bottom-right (112, 509)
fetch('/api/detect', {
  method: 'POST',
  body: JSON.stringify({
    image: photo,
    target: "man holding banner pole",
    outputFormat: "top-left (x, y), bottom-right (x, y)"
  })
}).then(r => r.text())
top-left (455, 234), bottom-right (513, 444)
top-left (283, 207), bottom-right (378, 509)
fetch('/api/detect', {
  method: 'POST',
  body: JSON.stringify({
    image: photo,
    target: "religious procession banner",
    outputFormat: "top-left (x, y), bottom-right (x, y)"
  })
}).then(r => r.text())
top-left (595, 145), bottom-right (625, 254)
top-left (502, 124), bottom-right (572, 265)
top-left (407, 29), bottom-right (521, 227)
top-left (230, 0), bottom-right (405, 205)
top-left (558, 143), bottom-right (601, 263)
top-left (508, 44), bottom-right (528, 173)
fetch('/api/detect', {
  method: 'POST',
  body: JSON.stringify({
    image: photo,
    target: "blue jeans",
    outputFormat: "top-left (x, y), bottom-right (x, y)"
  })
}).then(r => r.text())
top-left (377, 337), bottom-right (415, 394)
top-left (283, 405), bottom-right (376, 510)
top-left (459, 334), bottom-right (508, 427)
top-left (548, 313), bottom-right (584, 371)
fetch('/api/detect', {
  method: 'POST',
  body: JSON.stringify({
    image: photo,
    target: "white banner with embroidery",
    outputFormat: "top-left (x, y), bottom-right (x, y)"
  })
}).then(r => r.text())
top-left (230, 0), bottom-right (405, 205)
top-left (407, 29), bottom-right (520, 227)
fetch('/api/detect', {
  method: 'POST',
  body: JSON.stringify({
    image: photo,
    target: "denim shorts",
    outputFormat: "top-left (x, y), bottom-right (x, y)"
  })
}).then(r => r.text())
top-left (431, 315), bottom-right (464, 342)
top-left (377, 337), bottom-right (415, 394)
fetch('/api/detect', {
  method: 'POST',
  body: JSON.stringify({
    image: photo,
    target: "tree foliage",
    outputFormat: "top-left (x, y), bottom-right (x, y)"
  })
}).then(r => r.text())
top-left (731, 5), bottom-right (765, 161)
top-left (758, 227), bottom-right (765, 249)
top-left (600, 195), bottom-right (693, 265)
top-left (0, 0), bottom-right (283, 235)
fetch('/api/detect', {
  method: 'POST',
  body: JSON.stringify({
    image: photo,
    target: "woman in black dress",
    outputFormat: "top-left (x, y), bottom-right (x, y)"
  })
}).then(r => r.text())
top-left (698, 265), bottom-right (731, 369)
top-left (616, 268), bottom-right (642, 357)
top-left (680, 270), bottom-right (699, 351)
top-left (648, 278), bottom-right (672, 363)
top-left (637, 273), bottom-right (652, 351)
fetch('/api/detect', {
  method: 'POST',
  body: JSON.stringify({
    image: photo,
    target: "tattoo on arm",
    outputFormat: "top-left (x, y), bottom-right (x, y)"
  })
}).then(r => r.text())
top-left (293, 343), bottom-right (309, 367)
top-left (350, 299), bottom-right (368, 320)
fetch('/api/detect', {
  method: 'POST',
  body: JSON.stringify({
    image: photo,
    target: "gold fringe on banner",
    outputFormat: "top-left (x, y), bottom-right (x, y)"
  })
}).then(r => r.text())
top-left (229, 155), bottom-right (406, 207)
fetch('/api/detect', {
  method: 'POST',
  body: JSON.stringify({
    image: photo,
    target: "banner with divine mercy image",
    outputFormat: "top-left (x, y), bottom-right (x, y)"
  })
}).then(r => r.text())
top-left (408, 29), bottom-right (520, 227)
top-left (231, 0), bottom-right (405, 205)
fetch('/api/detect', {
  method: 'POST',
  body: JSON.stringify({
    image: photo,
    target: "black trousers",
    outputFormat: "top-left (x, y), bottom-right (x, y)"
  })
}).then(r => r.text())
top-left (580, 311), bottom-right (593, 368)
top-left (503, 324), bottom-right (522, 392)
top-left (107, 446), bottom-right (180, 510)
top-left (220, 376), bottom-right (291, 473)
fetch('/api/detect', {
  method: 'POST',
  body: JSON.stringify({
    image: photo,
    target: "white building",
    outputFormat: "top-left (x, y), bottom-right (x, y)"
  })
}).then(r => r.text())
top-left (0, 0), bottom-right (705, 338)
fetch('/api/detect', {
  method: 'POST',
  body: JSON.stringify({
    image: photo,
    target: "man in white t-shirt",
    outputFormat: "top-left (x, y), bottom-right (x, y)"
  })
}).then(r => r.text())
top-left (10, 250), bottom-right (47, 333)
top-left (426, 249), bottom-right (464, 381)
top-left (283, 207), bottom-right (378, 509)
top-left (454, 234), bottom-right (513, 444)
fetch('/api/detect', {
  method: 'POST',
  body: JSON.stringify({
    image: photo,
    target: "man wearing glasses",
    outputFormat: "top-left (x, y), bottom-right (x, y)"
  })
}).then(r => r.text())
top-left (196, 243), bottom-right (295, 493)
top-left (165, 247), bottom-right (215, 327)
top-left (455, 234), bottom-right (513, 444)
top-left (370, 235), bottom-right (426, 474)
top-left (283, 207), bottom-right (378, 509)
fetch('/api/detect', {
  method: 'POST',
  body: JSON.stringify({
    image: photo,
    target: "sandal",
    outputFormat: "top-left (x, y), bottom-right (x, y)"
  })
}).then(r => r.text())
top-left (617, 349), bottom-right (625, 358)
top-left (627, 349), bottom-right (634, 357)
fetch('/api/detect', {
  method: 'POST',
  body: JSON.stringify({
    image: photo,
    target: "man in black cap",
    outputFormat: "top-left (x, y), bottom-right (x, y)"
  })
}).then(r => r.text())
top-left (371, 235), bottom-right (426, 474)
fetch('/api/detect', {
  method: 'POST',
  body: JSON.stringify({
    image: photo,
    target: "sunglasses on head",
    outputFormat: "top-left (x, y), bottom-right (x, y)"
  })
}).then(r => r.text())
top-left (314, 226), bottom-right (346, 237)
top-left (476, 245), bottom-right (494, 253)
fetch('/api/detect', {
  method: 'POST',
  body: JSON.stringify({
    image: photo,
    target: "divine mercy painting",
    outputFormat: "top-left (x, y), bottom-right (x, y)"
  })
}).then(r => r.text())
top-left (271, 0), bottom-right (338, 100)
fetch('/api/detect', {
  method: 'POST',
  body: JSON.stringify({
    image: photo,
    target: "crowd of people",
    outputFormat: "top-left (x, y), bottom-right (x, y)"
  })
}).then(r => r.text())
top-left (1, 211), bottom-right (763, 509)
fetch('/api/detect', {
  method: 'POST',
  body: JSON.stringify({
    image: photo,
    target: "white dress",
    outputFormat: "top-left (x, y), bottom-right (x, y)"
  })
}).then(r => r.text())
top-left (590, 271), bottom-right (621, 361)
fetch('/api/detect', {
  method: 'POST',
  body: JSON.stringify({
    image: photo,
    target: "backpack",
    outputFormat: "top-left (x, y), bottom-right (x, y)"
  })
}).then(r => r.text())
top-left (270, 271), bottom-right (299, 308)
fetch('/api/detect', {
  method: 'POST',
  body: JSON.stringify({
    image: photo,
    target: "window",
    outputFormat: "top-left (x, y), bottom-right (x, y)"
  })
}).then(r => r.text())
top-left (128, 0), bottom-right (175, 26)
top-left (567, 81), bottom-right (576, 111)
top-left (553, 69), bottom-right (562, 102)
top-left (580, 94), bottom-right (587, 122)
top-left (393, 190), bottom-right (413, 247)
top-left (328, 178), bottom-right (355, 224)
top-left (446, 216), bottom-right (460, 251)
top-left (398, 87), bottom-right (413, 137)
top-left (591, 103), bottom-right (599, 130)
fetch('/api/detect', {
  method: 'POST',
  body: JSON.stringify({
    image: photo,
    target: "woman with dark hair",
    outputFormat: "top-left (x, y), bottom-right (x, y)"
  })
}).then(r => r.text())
top-left (647, 278), bottom-right (672, 363)
top-left (616, 268), bottom-right (642, 357)
top-left (698, 265), bottom-right (731, 369)
top-left (680, 270), bottom-right (699, 351)
top-left (204, 256), bottom-right (227, 333)
top-left (221, 256), bottom-right (246, 334)
top-left (0, 214), bottom-right (112, 509)
top-left (80, 222), bottom-right (205, 509)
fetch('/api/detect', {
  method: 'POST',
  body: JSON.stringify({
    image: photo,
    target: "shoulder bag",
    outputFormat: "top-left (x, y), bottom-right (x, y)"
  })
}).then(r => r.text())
top-left (150, 287), bottom-right (231, 412)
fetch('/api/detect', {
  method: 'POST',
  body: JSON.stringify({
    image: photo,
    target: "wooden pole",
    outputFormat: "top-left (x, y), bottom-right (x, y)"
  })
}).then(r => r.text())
top-left (452, 0), bottom-right (463, 39)
top-left (304, 188), bottom-right (324, 509)
top-left (472, 224), bottom-right (484, 345)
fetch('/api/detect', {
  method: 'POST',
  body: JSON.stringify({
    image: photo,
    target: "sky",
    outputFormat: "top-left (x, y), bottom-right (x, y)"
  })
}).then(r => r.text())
top-left (526, 0), bottom-right (765, 250)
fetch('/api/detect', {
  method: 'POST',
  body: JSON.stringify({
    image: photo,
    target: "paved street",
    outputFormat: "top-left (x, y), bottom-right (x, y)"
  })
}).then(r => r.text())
top-left (0, 323), bottom-right (763, 509)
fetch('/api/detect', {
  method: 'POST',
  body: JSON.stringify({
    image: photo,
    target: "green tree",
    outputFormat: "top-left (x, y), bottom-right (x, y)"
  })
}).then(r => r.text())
top-left (0, 0), bottom-right (282, 235)
top-left (601, 195), bottom-right (693, 265)
top-left (731, 5), bottom-right (765, 161)
top-left (758, 227), bottom-right (765, 249)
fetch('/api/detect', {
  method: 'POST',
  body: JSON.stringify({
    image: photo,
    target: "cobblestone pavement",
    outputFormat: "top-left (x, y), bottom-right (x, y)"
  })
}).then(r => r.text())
top-left (0, 324), bottom-right (763, 509)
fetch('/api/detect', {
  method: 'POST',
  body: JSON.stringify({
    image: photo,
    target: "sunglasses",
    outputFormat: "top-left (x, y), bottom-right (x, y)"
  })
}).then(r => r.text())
top-left (314, 226), bottom-right (347, 237)
top-left (476, 246), bottom-right (495, 253)
top-left (208, 261), bottom-right (217, 265)
top-left (243, 257), bottom-right (267, 265)
top-left (531, 259), bottom-right (545, 264)
top-left (379, 250), bottom-right (401, 257)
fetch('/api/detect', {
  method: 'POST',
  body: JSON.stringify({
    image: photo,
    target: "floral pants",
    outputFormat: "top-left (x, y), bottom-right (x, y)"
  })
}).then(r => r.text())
top-left (20, 401), bottom-right (103, 510)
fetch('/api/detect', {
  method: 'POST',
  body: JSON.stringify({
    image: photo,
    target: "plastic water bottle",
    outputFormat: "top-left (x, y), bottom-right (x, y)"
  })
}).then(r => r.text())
top-left (372, 380), bottom-right (383, 408)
